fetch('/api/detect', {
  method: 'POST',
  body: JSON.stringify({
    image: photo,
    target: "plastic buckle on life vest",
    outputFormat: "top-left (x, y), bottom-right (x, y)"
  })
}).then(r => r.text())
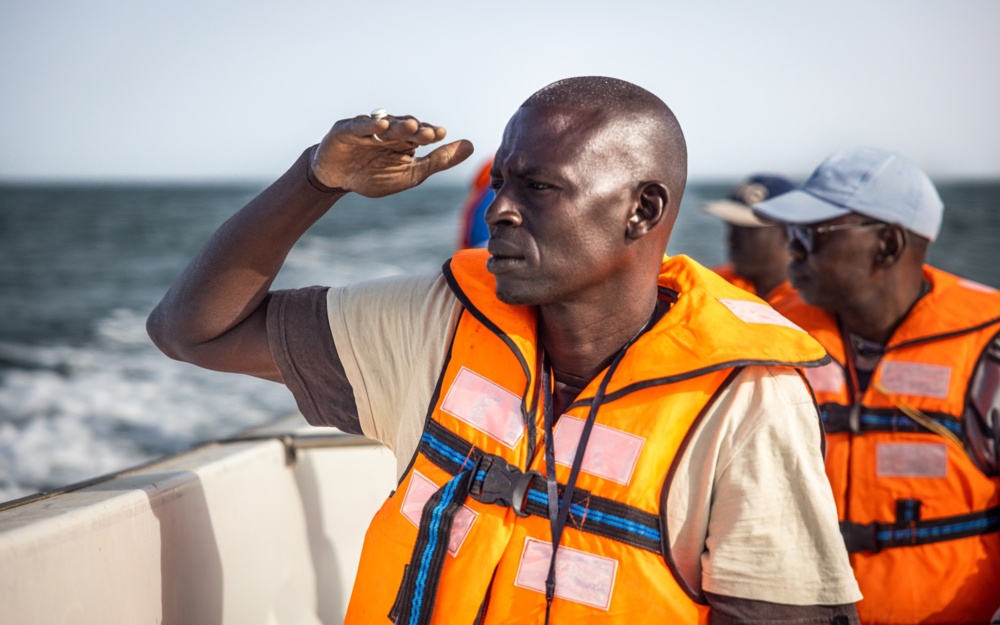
top-left (469, 454), bottom-right (540, 518)
top-left (848, 403), bottom-right (862, 434)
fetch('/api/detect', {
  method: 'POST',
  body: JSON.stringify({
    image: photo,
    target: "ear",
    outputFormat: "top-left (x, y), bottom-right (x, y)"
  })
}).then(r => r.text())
top-left (876, 224), bottom-right (907, 267)
top-left (626, 182), bottom-right (669, 240)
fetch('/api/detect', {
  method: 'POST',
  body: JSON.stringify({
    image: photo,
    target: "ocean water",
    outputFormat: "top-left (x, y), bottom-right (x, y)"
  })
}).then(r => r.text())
top-left (1, 178), bottom-right (998, 502)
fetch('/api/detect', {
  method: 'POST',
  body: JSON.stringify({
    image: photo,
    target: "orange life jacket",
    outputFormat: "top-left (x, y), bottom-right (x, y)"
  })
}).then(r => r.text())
top-left (345, 249), bottom-right (829, 625)
top-left (712, 262), bottom-right (799, 309)
top-left (777, 266), bottom-right (1000, 625)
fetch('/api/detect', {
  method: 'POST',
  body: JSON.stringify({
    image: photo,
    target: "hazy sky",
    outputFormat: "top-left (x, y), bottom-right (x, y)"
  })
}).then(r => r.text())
top-left (2, 1), bottom-right (998, 183)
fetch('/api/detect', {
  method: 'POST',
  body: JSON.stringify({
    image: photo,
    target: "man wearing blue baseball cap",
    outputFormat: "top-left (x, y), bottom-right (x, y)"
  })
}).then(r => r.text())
top-left (754, 147), bottom-right (1000, 625)
top-left (700, 174), bottom-right (796, 307)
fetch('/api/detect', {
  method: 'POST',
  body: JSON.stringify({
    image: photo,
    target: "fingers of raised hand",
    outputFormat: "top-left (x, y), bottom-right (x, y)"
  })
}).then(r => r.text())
top-left (332, 112), bottom-right (447, 149)
top-left (394, 116), bottom-right (447, 145)
top-left (314, 113), bottom-right (467, 195)
top-left (371, 115), bottom-right (446, 146)
top-left (334, 115), bottom-right (390, 141)
top-left (411, 139), bottom-right (475, 182)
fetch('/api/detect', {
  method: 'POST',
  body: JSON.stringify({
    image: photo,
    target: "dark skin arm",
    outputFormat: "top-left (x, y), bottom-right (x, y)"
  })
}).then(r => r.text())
top-left (146, 114), bottom-right (474, 381)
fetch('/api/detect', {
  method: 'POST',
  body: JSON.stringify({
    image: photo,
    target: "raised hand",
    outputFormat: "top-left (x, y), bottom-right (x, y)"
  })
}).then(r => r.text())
top-left (310, 110), bottom-right (475, 198)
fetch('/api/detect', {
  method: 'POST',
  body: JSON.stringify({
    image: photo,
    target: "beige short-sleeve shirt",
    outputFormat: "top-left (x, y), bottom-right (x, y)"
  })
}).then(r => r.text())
top-left (326, 272), bottom-right (861, 606)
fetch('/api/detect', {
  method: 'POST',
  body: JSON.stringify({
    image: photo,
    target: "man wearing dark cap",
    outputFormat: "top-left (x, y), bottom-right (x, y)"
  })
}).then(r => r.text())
top-left (701, 174), bottom-right (796, 306)
top-left (755, 147), bottom-right (1000, 625)
top-left (148, 77), bottom-right (861, 624)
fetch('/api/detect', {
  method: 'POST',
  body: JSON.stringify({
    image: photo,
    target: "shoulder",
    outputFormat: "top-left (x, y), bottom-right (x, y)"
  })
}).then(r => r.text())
top-left (327, 271), bottom-right (454, 313)
top-left (326, 271), bottom-right (459, 344)
top-left (920, 265), bottom-right (1000, 317)
top-left (887, 265), bottom-right (1000, 353)
top-left (699, 366), bottom-right (819, 464)
top-left (326, 270), bottom-right (461, 372)
top-left (655, 257), bottom-right (829, 369)
top-left (701, 365), bottom-right (816, 422)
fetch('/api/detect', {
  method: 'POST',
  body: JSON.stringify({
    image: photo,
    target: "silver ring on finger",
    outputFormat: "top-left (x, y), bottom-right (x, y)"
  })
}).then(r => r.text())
top-left (370, 108), bottom-right (387, 141)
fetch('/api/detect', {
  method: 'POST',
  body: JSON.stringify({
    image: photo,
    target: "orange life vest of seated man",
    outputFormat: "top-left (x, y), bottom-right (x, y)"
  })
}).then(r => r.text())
top-left (345, 249), bottom-right (828, 625)
top-left (712, 262), bottom-right (799, 310)
top-left (777, 266), bottom-right (1000, 625)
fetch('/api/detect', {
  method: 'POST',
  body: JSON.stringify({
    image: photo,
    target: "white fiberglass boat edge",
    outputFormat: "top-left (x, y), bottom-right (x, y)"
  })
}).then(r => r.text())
top-left (0, 414), bottom-right (397, 625)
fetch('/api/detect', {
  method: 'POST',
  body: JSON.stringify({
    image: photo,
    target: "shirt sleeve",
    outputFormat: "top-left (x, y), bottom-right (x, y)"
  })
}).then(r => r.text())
top-left (266, 270), bottom-right (462, 471)
top-left (326, 271), bottom-right (462, 477)
top-left (667, 365), bottom-right (862, 606)
top-left (267, 286), bottom-right (363, 434)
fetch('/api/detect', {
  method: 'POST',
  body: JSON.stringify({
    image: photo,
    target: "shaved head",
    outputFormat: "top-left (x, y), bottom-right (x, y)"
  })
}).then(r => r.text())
top-left (522, 76), bottom-right (688, 220)
top-left (486, 75), bottom-right (689, 310)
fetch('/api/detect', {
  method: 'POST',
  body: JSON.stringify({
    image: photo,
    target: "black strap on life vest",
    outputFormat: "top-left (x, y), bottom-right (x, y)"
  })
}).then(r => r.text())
top-left (821, 404), bottom-right (964, 440)
top-left (419, 418), bottom-right (664, 553)
top-left (392, 469), bottom-right (474, 625)
top-left (840, 502), bottom-right (1000, 553)
top-left (538, 314), bottom-right (646, 625)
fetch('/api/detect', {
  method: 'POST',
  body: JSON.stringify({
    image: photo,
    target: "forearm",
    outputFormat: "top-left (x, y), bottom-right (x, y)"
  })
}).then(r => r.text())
top-left (147, 110), bottom-right (471, 379)
top-left (147, 146), bottom-right (346, 370)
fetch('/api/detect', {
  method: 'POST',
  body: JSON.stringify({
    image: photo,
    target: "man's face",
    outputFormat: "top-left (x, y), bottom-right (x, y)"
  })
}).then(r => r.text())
top-left (485, 106), bottom-right (637, 306)
top-left (786, 213), bottom-right (885, 311)
top-left (728, 223), bottom-right (789, 279)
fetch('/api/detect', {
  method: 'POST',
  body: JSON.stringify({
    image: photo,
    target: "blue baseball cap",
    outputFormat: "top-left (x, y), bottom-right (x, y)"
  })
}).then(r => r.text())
top-left (752, 147), bottom-right (943, 241)
top-left (700, 174), bottom-right (796, 227)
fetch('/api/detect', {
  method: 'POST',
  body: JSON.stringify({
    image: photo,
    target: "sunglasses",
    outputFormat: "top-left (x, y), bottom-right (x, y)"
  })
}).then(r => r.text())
top-left (786, 220), bottom-right (885, 254)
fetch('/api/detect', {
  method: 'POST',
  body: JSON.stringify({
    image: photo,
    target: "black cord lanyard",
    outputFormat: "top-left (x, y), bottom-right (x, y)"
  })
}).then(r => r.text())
top-left (539, 313), bottom-right (655, 624)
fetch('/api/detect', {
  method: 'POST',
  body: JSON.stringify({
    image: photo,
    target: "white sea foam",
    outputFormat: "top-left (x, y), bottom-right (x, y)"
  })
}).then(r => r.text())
top-left (0, 313), bottom-right (297, 501)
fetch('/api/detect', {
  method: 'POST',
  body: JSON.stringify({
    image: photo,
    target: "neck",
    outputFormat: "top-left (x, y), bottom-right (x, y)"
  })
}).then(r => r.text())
top-left (751, 271), bottom-right (786, 300)
top-left (735, 257), bottom-right (787, 301)
top-left (839, 272), bottom-right (927, 345)
top-left (538, 287), bottom-right (660, 382)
